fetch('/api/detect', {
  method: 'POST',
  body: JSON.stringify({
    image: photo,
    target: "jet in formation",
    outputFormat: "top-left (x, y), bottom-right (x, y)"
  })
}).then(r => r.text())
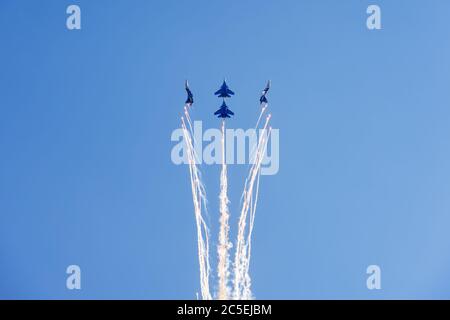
top-left (260, 80), bottom-right (270, 104)
top-left (214, 99), bottom-right (234, 118)
top-left (185, 80), bottom-right (194, 106)
top-left (214, 80), bottom-right (235, 98)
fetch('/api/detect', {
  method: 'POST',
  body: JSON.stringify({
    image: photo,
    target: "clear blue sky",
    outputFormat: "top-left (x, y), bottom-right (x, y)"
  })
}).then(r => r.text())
top-left (1, 0), bottom-right (450, 299)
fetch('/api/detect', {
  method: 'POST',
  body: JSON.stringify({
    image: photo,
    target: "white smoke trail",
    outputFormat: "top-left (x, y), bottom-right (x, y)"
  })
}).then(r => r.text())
top-left (242, 104), bottom-right (267, 204)
top-left (181, 111), bottom-right (212, 300)
top-left (181, 98), bottom-right (272, 300)
top-left (217, 120), bottom-right (232, 300)
top-left (233, 114), bottom-right (272, 300)
top-left (184, 106), bottom-right (196, 143)
top-left (241, 127), bottom-right (271, 300)
top-left (254, 103), bottom-right (268, 132)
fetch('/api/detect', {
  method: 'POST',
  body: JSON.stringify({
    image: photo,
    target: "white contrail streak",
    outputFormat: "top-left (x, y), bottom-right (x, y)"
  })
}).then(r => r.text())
top-left (181, 96), bottom-right (273, 300)
top-left (233, 114), bottom-right (272, 300)
top-left (254, 103), bottom-right (268, 132)
top-left (241, 105), bottom-right (267, 205)
top-left (241, 127), bottom-right (271, 300)
top-left (181, 110), bottom-right (212, 300)
top-left (249, 104), bottom-right (267, 167)
top-left (217, 120), bottom-right (232, 300)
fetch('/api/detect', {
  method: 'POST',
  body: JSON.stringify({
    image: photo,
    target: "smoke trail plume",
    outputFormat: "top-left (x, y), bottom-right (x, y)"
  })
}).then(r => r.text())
top-left (233, 108), bottom-right (272, 300)
top-left (241, 126), bottom-right (271, 299)
top-left (217, 120), bottom-right (232, 299)
top-left (181, 108), bottom-right (212, 300)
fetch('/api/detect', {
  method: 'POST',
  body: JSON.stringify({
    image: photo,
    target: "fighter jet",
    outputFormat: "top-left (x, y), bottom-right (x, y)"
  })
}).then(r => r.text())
top-left (214, 80), bottom-right (235, 98)
top-left (185, 80), bottom-right (194, 106)
top-left (214, 99), bottom-right (234, 118)
top-left (259, 80), bottom-right (270, 104)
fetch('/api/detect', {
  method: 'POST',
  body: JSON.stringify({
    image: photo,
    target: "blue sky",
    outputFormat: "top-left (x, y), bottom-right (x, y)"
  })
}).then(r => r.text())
top-left (1, 0), bottom-right (450, 299)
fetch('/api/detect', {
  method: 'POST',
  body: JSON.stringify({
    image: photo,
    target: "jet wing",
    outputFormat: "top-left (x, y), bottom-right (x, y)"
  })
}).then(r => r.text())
top-left (226, 89), bottom-right (235, 95)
